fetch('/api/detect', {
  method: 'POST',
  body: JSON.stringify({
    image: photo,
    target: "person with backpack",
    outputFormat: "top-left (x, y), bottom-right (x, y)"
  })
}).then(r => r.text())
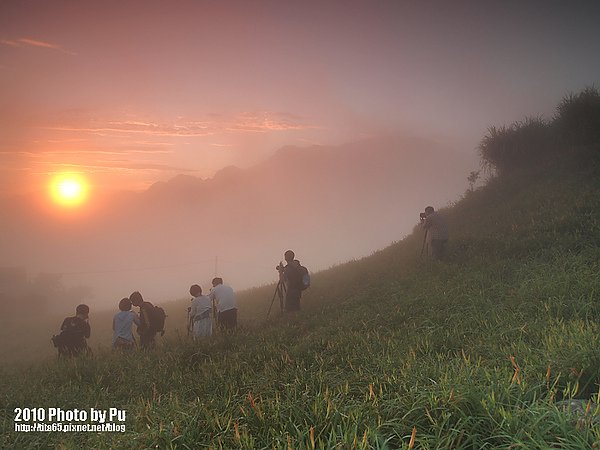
top-left (189, 284), bottom-right (212, 339)
top-left (208, 277), bottom-right (237, 330)
top-left (129, 291), bottom-right (165, 349)
top-left (112, 297), bottom-right (140, 350)
top-left (282, 250), bottom-right (309, 311)
top-left (52, 304), bottom-right (91, 357)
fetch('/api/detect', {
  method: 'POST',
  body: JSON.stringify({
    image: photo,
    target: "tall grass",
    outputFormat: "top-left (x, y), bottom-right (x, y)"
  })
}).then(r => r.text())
top-left (554, 86), bottom-right (600, 149)
top-left (479, 117), bottom-right (553, 175)
top-left (479, 86), bottom-right (600, 176)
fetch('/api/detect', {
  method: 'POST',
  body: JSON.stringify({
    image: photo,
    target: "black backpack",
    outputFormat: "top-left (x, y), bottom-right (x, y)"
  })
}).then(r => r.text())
top-left (145, 303), bottom-right (167, 334)
top-left (151, 305), bottom-right (167, 334)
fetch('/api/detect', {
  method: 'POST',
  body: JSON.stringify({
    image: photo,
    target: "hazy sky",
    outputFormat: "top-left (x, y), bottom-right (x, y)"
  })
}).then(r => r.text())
top-left (1, 0), bottom-right (599, 198)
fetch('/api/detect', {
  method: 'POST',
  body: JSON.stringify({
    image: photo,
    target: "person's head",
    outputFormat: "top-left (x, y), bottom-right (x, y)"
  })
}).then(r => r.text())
top-left (425, 206), bottom-right (435, 216)
top-left (190, 284), bottom-right (202, 297)
top-left (212, 277), bottom-right (223, 287)
top-left (129, 291), bottom-right (143, 306)
top-left (284, 250), bottom-right (295, 263)
top-left (76, 304), bottom-right (89, 319)
top-left (119, 298), bottom-right (132, 311)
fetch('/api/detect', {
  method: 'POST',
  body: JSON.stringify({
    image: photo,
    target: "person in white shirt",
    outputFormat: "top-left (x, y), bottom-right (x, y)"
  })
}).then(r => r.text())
top-left (208, 277), bottom-right (237, 330)
top-left (112, 298), bottom-right (140, 350)
top-left (189, 284), bottom-right (212, 339)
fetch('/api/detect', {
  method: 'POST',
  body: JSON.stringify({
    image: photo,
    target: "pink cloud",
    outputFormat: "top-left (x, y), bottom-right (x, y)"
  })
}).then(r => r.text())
top-left (42, 112), bottom-right (315, 138)
top-left (31, 160), bottom-right (197, 174)
top-left (1, 37), bottom-right (75, 55)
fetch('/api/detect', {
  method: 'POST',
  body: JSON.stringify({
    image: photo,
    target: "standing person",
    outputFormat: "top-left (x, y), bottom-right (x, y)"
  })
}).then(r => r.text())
top-left (208, 277), bottom-right (237, 330)
top-left (189, 284), bottom-right (212, 339)
top-left (282, 250), bottom-right (303, 311)
top-left (53, 304), bottom-right (91, 357)
top-left (129, 291), bottom-right (157, 349)
top-left (421, 206), bottom-right (449, 259)
top-left (112, 298), bottom-right (140, 350)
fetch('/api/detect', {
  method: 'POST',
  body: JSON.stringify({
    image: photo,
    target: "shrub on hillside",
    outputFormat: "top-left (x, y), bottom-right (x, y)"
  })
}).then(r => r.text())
top-left (554, 86), bottom-right (600, 148)
top-left (478, 117), bottom-right (553, 175)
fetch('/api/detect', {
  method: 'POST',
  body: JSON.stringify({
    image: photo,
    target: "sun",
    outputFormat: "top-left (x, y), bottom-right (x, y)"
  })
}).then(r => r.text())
top-left (50, 173), bottom-right (89, 207)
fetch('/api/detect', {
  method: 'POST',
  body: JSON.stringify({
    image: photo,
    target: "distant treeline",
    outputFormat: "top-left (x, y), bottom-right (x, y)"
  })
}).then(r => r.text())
top-left (0, 268), bottom-right (92, 316)
top-left (479, 86), bottom-right (600, 175)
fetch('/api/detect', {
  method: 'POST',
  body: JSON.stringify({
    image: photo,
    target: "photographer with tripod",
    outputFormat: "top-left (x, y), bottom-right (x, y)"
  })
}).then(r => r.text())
top-left (268, 250), bottom-right (310, 317)
top-left (420, 206), bottom-right (449, 259)
top-left (282, 250), bottom-right (304, 312)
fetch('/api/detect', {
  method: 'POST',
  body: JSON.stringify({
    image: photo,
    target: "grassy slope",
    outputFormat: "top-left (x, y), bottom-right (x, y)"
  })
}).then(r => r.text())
top-left (1, 156), bottom-right (599, 449)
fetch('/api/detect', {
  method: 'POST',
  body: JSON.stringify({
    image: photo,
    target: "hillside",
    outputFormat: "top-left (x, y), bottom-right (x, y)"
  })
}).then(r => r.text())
top-left (1, 148), bottom-right (599, 448)
top-left (2, 86), bottom-right (600, 448)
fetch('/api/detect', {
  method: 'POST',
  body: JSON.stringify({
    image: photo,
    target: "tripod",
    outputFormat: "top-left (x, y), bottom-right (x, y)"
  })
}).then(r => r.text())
top-left (267, 277), bottom-right (287, 318)
top-left (420, 228), bottom-right (429, 258)
top-left (186, 306), bottom-right (192, 337)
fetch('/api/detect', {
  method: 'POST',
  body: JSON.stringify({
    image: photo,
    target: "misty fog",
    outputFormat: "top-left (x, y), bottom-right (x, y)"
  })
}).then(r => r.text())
top-left (0, 136), bottom-right (475, 316)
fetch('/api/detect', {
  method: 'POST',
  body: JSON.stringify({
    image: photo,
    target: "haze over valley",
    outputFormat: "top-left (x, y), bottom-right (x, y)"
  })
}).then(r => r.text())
top-left (0, 136), bottom-right (475, 312)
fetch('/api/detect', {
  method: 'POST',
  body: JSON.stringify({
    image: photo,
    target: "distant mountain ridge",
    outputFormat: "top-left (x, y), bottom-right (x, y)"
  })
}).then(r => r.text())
top-left (141, 136), bottom-right (473, 206)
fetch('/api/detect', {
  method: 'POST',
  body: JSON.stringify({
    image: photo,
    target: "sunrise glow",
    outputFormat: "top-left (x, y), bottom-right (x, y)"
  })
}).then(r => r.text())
top-left (50, 173), bottom-right (88, 207)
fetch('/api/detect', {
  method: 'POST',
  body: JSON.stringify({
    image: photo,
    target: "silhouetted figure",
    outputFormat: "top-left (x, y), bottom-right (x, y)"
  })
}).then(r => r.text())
top-left (421, 206), bottom-right (449, 259)
top-left (112, 298), bottom-right (140, 350)
top-left (282, 250), bottom-right (303, 311)
top-left (53, 304), bottom-right (91, 357)
top-left (129, 291), bottom-right (157, 349)
top-left (189, 284), bottom-right (212, 339)
top-left (209, 277), bottom-right (237, 330)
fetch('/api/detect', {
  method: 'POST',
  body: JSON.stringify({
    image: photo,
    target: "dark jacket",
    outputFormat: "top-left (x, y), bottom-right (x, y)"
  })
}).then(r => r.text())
top-left (59, 316), bottom-right (90, 353)
top-left (283, 263), bottom-right (304, 291)
top-left (138, 301), bottom-right (155, 335)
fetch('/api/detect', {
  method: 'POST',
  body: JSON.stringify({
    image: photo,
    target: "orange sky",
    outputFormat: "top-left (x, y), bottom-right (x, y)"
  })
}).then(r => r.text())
top-left (1, 0), bottom-right (600, 201)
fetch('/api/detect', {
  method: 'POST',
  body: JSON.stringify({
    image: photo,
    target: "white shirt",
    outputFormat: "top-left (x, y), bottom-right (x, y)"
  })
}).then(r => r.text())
top-left (190, 295), bottom-right (212, 320)
top-left (209, 284), bottom-right (236, 312)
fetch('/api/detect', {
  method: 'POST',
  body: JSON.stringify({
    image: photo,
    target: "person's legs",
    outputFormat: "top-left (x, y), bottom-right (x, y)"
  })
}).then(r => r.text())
top-left (430, 239), bottom-right (447, 259)
top-left (140, 332), bottom-right (156, 349)
top-left (113, 337), bottom-right (135, 350)
top-left (220, 308), bottom-right (237, 329)
top-left (285, 289), bottom-right (301, 311)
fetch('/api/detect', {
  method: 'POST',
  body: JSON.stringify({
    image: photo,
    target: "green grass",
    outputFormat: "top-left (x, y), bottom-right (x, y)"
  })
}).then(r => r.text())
top-left (1, 154), bottom-right (600, 449)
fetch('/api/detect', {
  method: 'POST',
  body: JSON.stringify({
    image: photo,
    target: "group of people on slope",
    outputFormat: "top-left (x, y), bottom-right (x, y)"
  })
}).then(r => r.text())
top-left (188, 250), bottom-right (309, 339)
top-left (51, 212), bottom-right (446, 360)
top-left (52, 277), bottom-right (239, 357)
top-left (188, 277), bottom-right (237, 340)
top-left (113, 290), bottom-right (164, 350)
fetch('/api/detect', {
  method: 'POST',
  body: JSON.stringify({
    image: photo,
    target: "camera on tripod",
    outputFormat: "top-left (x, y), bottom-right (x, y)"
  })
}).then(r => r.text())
top-left (419, 212), bottom-right (427, 221)
top-left (275, 262), bottom-right (285, 273)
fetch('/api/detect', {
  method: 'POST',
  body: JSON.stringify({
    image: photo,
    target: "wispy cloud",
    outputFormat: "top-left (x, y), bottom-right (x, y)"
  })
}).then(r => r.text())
top-left (1, 37), bottom-right (76, 55)
top-left (42, 112), bottom-right (316, 138)
top-left (31, 160), bottom-right (197, 174)
top-left (3, 149), bottom-right (172, 157)
top-left (210, 143), bottom-right (234, 148)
